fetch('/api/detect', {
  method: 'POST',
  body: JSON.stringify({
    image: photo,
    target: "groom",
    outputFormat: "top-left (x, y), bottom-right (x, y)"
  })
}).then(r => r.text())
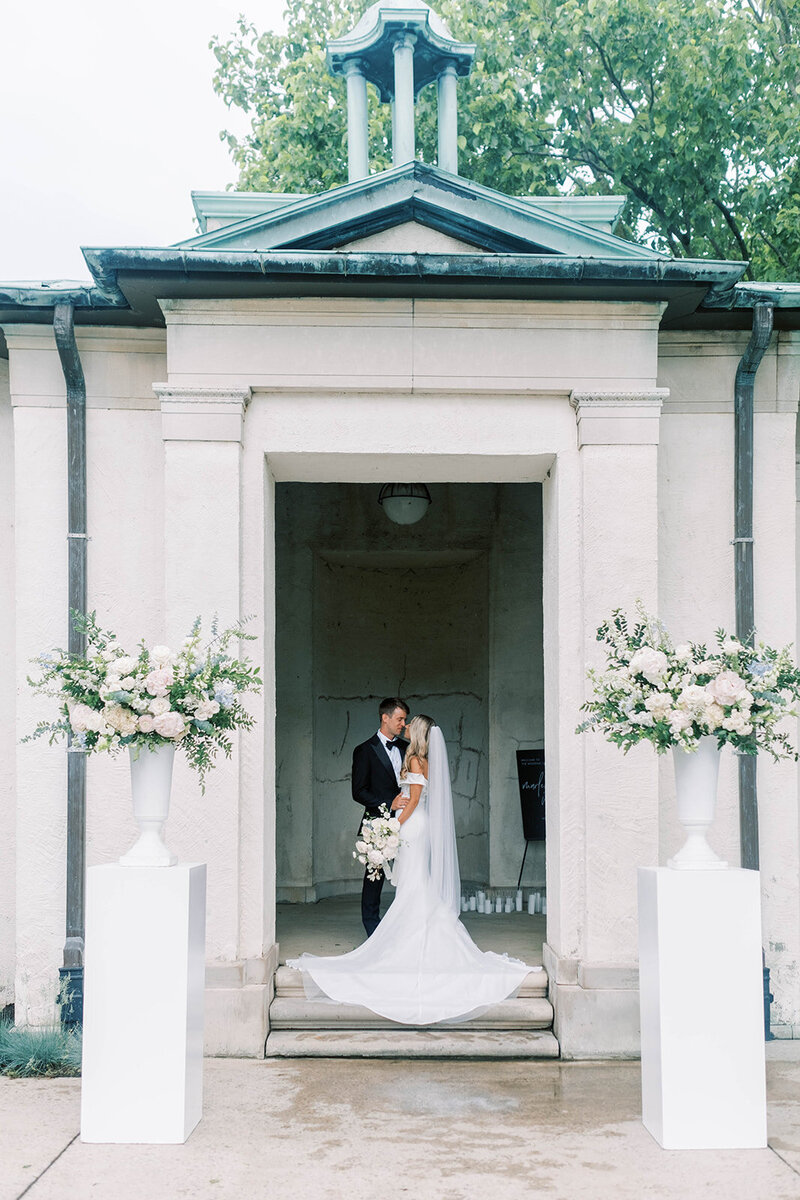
top-left (351, 698), bottom-right (410, 936)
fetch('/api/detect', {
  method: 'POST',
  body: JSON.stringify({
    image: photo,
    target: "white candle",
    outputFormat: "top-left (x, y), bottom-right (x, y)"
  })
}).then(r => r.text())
top-left (527, 894), bottom-right (535, 915)
top-left (533, 891), bottom-right (541, 913)
top-left (542, 896), bottom-right (547, 915)
top-left (504, 898), bottom-right (513, 913)
top-left (469, 896), bottom-right (476, 911)
top-left (461, 896), bottom-right (468, 911)
top-left (477, 890), bottom-right (485, 908)
top-left (485, 898), bottom-right (493, 914)
top-left (495, 896), bottom-right (503, 913)
top-left (515, 889), bottom-right (523, 912)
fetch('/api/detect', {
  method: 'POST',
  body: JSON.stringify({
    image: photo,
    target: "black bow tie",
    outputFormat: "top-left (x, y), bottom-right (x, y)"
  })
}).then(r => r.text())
top-left (384, 739), bottom-right (398, 749)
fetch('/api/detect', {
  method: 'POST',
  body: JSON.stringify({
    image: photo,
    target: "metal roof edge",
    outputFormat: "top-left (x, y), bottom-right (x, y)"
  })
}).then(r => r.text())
top-left (729, 282), bottom-right (800, 309)
top-left (80, 245), bottom-right (746, 285)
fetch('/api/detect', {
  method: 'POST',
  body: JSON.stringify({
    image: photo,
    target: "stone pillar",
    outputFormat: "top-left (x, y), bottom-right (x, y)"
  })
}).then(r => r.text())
top-left (343, 60), bottom-right (369, 182)
top-left (10, 347), bottom-right (68, 1025)
top-left (392, 33), bottom-right (416, 166)
top-left (155, 384), bottom-right (272, 1055)
top-left (544, 389), bottom-right (666, 1059)
top-left (437, 65), bottom-right (459, 174)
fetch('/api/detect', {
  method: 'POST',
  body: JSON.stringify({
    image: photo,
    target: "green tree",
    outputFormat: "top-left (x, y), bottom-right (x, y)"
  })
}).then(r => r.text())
top-left (211, 0), bottom-right (800, 279)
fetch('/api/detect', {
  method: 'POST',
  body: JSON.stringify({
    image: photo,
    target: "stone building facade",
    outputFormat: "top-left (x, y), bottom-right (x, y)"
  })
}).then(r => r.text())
top-left (2, 1), bottom-right (799, 1058)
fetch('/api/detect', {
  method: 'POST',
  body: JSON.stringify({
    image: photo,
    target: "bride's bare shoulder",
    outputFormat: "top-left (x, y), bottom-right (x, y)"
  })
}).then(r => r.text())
top-left (408, 754), bottom-right (429, 779)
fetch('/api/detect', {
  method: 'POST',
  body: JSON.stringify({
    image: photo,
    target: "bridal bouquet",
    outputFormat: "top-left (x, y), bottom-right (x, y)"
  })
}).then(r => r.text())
top-left (577, 605), bottom-right (800, 760)
top-left (25, 611), bottom-right (262, 787)
top-left (354, 807), bottom-right (402, 881)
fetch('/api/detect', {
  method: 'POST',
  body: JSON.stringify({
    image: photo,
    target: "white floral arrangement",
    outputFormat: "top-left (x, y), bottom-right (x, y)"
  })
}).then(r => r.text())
top-left (25, 611), bottom-right (262, 788)
top-left (354, 806), bottom-right (403, 881)
top-left (577, 606), bottom-right (800, 760)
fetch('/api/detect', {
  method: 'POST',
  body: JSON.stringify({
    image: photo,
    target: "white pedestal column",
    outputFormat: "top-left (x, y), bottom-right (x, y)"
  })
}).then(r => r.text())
top-left (81, 863), bottom-right (207, 1144)
top-left (638, 867), bottom-right (766, 1149)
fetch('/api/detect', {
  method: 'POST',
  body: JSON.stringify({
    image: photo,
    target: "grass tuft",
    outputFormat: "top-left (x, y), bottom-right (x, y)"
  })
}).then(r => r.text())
top-left (0, 1020), bottom-right (82, 1077)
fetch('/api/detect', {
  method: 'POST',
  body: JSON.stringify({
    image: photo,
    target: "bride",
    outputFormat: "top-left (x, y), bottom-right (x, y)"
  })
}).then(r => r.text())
top-left (288, 715), bottom-right (540, 1025)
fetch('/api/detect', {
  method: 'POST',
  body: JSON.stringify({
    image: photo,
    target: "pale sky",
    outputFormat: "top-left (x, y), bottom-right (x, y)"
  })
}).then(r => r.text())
top-left (0, 1), bottom-right (288, 283)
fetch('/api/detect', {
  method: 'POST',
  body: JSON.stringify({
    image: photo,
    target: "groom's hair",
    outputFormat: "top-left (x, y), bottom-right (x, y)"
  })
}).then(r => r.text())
top-left (379, 697), bottom-right (409, 718)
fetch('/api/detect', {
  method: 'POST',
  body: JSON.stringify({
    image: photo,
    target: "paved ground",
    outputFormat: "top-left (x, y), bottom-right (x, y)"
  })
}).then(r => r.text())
top-left (2, 1046), bottom-right (800, 1200)
top-left (276, 895), bottom-right (546, 963)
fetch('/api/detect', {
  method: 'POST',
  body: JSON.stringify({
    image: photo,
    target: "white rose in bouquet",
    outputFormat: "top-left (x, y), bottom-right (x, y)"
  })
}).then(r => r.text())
top-left (629, 647), bottom-right (668, 685)
top-left (644, 692), bottom-right (672, 721)
top-left (149, 696), bottom-right (171, 716)
top-left (676, 684), bottom-right (708, 716)
top-left (706, 670), bottom-right (748, 707)
top-left (153, 711), bottom-right (186, 739)
top-left (150, 645), bottom-right (174, 666)
top-left (144, 667), bottom-right (174, 697)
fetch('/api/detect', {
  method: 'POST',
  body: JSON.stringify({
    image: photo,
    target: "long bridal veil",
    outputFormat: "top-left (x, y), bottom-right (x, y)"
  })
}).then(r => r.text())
top-left (427, 725), bottom-right (461, 916)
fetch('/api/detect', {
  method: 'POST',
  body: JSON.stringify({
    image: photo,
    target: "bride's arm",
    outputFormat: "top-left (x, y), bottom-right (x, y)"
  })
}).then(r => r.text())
top-left (397, 756), bottom-right (427, 826)
top-left (397, 784), bottom-right (421, 825)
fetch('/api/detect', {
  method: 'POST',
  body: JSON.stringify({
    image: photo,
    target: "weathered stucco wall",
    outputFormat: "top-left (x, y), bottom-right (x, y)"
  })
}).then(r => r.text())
top-left (5, 326), bottom-right (167, 1022)
top-left (0, 356), bottom-right (15, 1008)
top-left (657, 329), bottom-right (800, 1031)
top-left (275, 482), bottom-right (544, 901)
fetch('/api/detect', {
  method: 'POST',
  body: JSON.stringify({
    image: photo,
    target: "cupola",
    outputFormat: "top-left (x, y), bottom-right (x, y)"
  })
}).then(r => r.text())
top-left (327, 1), bottom-right (476, 181)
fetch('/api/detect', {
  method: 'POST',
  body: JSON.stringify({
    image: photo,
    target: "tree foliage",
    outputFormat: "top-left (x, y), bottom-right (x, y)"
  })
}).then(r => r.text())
top-left (211, 0), bottom-right (800, 279)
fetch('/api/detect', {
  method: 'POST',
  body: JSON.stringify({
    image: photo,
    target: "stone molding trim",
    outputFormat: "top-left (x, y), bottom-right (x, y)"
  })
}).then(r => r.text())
top-left (570, 389), bottom-right (667, 447)
top-left (154, 384), bottom-right (252, 443)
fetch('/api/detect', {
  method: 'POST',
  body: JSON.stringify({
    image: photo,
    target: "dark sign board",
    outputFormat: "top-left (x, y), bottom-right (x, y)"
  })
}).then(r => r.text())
top-left (516, 749), bottom-right (545, 841)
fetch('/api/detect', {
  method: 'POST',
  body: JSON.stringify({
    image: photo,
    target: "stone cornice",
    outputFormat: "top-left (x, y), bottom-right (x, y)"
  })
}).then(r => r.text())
top-left (154, 384), bottom-right (251, 443)
top-left (571, 389), bottom-right (667, 447)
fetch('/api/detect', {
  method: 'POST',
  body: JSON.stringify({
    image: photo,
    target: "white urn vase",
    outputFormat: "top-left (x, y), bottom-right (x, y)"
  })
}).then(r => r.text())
top-left (668, 735), bottom-right (728, 870)
top-left (119, 742), bottom-right (178, 867)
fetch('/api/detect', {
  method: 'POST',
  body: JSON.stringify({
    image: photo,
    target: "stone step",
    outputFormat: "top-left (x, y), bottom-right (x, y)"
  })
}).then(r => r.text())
top-left (270, 995), bottom-right (554, 1030)
top-left (265, 1028), bottom-right (560, 1059)
top-left (274, 964), bottom-right (548, 999)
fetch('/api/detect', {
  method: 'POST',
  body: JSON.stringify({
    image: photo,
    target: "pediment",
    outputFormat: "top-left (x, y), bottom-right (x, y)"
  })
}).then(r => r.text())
top-left (177, 163), bottom-right (663, 260)
top-left (333, 220), bottom-right (488, 253)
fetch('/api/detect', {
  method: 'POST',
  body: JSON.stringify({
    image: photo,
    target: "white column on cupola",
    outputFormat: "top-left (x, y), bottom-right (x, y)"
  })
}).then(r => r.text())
top-left (343, 60), bottom-right (369, 182)
top-left (437, 64), bottom-right (459, 174)
top-left (392, 32), bottom-right (416, 165)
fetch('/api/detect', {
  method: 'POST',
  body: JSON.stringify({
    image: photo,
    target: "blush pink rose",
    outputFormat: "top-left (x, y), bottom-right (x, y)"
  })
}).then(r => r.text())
top-left (137, 714), bottom-right (156, 733)
top-left (153, 711), bottom-right (186, 739)
top-left (144, 667), bottom-right (174, 697)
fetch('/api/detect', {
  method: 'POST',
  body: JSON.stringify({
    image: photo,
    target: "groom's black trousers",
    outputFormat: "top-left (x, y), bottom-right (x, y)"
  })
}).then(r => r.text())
top-left (361, 867), bottom-right (385, 938)
top-left (351, 733), bottom-right (408, 936)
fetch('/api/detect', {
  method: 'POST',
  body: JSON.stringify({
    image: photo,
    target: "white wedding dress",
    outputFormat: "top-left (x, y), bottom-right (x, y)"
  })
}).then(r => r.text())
top-left (288, 727), bottom-right (540, 1025)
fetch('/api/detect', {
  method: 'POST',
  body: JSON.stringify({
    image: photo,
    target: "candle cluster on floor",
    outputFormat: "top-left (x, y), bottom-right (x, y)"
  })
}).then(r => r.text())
top-left (460, 889), bottom-right (546, 915)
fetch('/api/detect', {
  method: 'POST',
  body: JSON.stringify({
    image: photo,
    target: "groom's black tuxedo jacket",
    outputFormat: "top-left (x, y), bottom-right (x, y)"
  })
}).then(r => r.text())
top-left (352, 733), bottom-right (409, 819)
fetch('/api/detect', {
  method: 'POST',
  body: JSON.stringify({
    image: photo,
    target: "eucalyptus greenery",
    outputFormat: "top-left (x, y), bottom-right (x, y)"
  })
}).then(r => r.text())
top-left (211, 0), bottom-right (800, 279)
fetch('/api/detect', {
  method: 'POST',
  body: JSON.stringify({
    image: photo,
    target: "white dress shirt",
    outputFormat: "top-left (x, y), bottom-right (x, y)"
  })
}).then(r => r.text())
top-left (378, 731), bottom-right (402, 782)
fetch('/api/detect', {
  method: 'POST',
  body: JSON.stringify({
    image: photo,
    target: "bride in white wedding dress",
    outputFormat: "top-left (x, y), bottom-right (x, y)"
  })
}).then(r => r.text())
top-left (288, 715), bottom-right (541, 1025)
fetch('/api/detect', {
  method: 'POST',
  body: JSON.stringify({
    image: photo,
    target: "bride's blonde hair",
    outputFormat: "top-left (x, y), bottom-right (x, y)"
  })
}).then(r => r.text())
top-left (400, 714), bottom-right (435, 778)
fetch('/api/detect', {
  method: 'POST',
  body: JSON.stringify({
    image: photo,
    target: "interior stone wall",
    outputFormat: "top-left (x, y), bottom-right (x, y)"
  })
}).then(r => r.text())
top-left (275, 482), bottom-right (544, 900)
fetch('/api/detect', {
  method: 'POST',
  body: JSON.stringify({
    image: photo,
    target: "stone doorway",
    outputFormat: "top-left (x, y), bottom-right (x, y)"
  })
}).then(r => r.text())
top-left (273, 480), bottom-right (546, 961)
